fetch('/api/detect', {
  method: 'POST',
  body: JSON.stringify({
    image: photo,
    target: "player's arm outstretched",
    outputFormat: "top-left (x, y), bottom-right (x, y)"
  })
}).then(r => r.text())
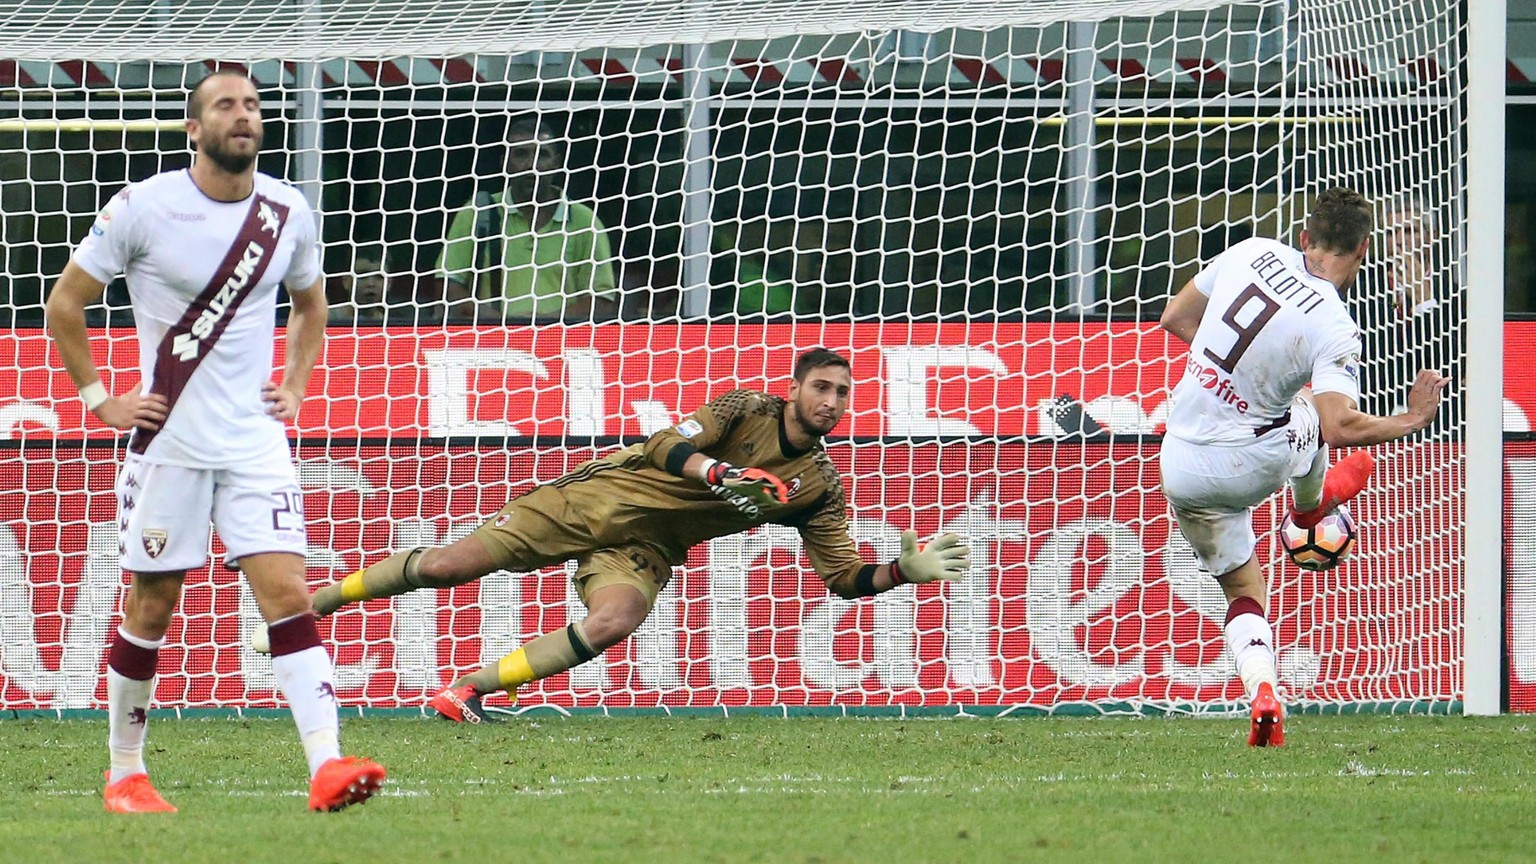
top-left (793, 482), bottom-right (970, 598)
top-left (1314, 369), bottom-right (1447, 447)
top-left (642, 389), bottom-right (789, 505)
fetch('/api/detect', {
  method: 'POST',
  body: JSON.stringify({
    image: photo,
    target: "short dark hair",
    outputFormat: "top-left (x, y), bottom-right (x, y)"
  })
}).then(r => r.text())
top-left (187, 69), bottom-right (252, 121)
top-left (506, 116), bottom-right (563, 153)
top-left (794, 348), bottom-right (851, 381)
top-left (1305, 187), bottom-right (1374, 254)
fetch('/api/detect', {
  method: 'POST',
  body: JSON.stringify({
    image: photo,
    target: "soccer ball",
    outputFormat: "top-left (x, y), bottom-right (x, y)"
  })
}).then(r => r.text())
top-left (1278, 506), bottom-right (1358, 571)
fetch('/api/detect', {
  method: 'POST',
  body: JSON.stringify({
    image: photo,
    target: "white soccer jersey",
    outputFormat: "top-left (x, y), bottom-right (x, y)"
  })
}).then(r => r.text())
top-left (73, 169), bottom-right (322, 468)
top-left (1165, 237), bottom-right (1363, 445)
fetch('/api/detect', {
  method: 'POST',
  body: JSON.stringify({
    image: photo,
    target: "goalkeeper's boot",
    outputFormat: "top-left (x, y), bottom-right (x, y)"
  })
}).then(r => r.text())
top-left (429, 682), bottom-right (505, 724)
top-left (308, 756), bottom-right (387, 812)
top-left (103, 772), bottom-right (178, 813)
top-left (1247, 682), bottom-right (1286, 747)
top-left (1291, 451), bottom-right (1376, 529)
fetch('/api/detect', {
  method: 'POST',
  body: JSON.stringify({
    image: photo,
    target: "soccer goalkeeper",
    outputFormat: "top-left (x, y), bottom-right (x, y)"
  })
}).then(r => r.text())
top-left (306, 348), bottom-right (970, 721)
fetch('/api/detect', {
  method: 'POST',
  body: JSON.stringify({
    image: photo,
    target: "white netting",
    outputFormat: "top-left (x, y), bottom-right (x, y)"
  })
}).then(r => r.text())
top-left (0, 0), bottom-right (1468, 713)
top-left (1, 0), bottom-right (1235, 61)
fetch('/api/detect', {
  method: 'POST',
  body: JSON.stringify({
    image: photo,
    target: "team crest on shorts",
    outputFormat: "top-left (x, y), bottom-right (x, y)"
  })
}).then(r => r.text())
top-left (494, 514), bottom-right (512, 527)
top-left (141, 529), bottom-right (168, 559)
top-left (786, 476), bottom-right (803, 497)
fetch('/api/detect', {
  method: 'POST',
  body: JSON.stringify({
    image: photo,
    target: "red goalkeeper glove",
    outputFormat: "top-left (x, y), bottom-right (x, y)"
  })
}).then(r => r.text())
top-left (704, 460), bottom-right (789, 507)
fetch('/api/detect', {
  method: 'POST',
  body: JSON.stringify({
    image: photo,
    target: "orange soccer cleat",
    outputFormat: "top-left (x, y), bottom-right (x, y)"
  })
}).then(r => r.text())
top-left (428, 683), bottom-right (503, 724)
top-left (1291, 451), bottom-right (1376, 529)
top-left (103, 772), bottom-right (178, 813)
top-left (307, 756), bottom-right (387, 812)
top-left (1247, 682), bottom-right (1286, 747)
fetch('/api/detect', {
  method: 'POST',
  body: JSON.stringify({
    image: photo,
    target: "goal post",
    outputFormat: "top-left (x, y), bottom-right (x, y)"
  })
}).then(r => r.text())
top-left (0, 0), bottom-right (1494, 715)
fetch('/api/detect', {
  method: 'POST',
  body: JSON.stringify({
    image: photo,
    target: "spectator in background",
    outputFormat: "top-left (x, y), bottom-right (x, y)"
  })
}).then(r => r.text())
top-left (711, 221), bottom-right (797, 317)
top-left (1349, 194), bottom-right (1463, 436)
top-left (436, 117), bottom-right (617, 322)
top-left (328, 247), bottom-right (389, 325)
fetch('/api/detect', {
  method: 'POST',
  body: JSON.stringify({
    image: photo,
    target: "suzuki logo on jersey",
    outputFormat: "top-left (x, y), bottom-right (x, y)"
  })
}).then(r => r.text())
top-left (173, 240), bottom-right (268, 360)
top-left (258, 201), bottom-right (282, 236)
top-left (1185, 358), bottom-right (1250, 414)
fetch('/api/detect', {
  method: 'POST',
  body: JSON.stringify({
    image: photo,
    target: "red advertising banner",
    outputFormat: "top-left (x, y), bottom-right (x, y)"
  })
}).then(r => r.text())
top-left (2, 323), bottom-right (1178, 440)
top-left (0, 322), bottom-right (1530, 440)
top-left (0, 442), bottom-right (1462, 711)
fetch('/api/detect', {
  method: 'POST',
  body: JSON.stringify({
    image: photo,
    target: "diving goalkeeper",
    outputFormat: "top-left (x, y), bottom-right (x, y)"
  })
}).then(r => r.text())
top-left (306, 348), bottom-right (970, 721)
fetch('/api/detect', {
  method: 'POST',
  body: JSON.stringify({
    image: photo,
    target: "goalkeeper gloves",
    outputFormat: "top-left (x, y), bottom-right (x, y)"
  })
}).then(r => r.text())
top-left (891, 530), bottom-right (971, 585)
top-left (703, 459), bottom-right (789, 507)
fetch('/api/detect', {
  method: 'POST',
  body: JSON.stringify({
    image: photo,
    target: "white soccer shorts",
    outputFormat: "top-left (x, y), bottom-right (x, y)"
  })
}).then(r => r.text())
top-left (1160, 396), bottom-right (1322, 576)
top-left (114, 453), bottom-right (308, 573)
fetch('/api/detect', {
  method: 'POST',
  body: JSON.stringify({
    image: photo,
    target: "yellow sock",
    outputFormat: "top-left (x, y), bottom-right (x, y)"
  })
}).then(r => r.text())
top-left (496, 649), bottom-right (537, 690)
top-left (338, 570), bottom-right (370, 603)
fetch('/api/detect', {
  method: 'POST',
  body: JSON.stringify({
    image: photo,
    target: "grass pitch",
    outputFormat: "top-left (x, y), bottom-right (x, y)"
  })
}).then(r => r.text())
top-left (2, 713), bottom-right (1532, 863)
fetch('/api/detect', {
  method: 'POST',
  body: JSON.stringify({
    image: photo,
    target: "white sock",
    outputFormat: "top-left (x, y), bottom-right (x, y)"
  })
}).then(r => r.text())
top-left (271, 644), bottom-right (343, 777)
top-left (1225, 612), bottom-right (1278, 699)
top-left (106, 627), bottom-right (163, 785)
top-left (1291, 444), bottom-right (1329, 512)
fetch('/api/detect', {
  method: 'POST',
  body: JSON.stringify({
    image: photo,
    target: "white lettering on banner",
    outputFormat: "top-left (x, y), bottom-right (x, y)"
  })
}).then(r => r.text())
top-left (632, 401), bottom-right (678, 436)
top-left (477, 570), bottom-right (522, 675)
top-left (0, 400), bottom-right (59, 438)
top-left (1507, 398), bottom-right (1532, 433)
top-left (706, 526), bottom-right (799, 689)
top-left (388, 518), bottom-right (465, 692)
top-left (563, 350), bottom-right (607, 437)
top-left (939, 491), bottom-right (1025, 688)
top-left (845, 516), bottom-right (916, 689)
top-left (1509, 459), bottom-right (1536, 683)
top-left (0, 521), bottom-right (120, 708)
top-left (883, 346), bottom-right (1007, 435)
top-left (1035, 396), bottom-right (1171, 437)
top-left (1160, 530), bottom-right (1239, 689)
top-left (424, 348), bottom-right (549, 437)
top-left (1026, 520), bottom-right (1146, 687)
top-left (635, 577), bottom-right (684, 691)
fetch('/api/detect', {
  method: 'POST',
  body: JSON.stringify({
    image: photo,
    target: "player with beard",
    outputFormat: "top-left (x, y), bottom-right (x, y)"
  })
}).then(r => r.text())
top-left (291, 349), bottom-right (971, 721)
top-left (45, 70), bottom-right (385, 812)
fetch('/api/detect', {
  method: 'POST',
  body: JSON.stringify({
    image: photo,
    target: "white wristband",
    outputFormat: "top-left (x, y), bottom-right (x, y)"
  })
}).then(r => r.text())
top-left (79, 381), bottom-right (110, 412)
top-left (697, 457), bottom-right (719, 482)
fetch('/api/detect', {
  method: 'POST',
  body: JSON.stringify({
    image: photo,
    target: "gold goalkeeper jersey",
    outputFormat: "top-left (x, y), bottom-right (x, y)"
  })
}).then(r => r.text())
top-left (547, 389), bottom-right (870, 597)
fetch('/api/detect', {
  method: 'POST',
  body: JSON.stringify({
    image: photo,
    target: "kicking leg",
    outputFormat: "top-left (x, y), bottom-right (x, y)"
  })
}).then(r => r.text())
top-left (1216, 559), bottom-right (1283, 747)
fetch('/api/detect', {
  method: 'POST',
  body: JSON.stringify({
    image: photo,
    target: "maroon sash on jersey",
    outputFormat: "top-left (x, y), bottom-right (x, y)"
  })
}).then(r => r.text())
top-left (129, 194), bottom-right (290, 455)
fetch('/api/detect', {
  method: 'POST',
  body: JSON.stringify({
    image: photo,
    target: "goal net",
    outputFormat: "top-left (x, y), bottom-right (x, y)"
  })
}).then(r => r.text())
top-left (0, 0), bottom-right (1469, 714)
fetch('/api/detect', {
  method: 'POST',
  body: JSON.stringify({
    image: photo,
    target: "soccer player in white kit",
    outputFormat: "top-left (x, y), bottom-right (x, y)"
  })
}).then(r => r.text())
top-left (1158, 188), bottom-right (1446, 746)
top-left (44, 71), bottom-right (386, 812)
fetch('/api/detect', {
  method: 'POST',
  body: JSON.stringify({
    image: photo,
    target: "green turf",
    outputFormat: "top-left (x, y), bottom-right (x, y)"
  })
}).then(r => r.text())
top-left (3, 714), bottom-right (1532, 863)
